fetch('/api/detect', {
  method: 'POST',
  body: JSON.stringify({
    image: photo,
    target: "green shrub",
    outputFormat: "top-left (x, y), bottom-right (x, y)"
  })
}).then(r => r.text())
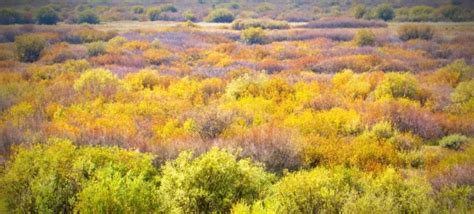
top-left (0, 139), bottom-right (159, 213)
top-left (205, 8), bottom-right (234, 23)
top-left (86, 41), bottom-right (106, 56)
top-left (439, 134), bottom-right (469, 150)
top-left (131, 5), bottom-right (145, 14)
top-left (374, 72), bottom-right (420, 100)
top-left (35, 6), bottom-right (59, 25)
top-left (398, 24), bottom-right (434, 41)
top-left (436, 4), bottom-right (471, 22)
top-left (147, 8), bottom-right (162, 21)
top-left (73, 68), bottom-right (122, 98)
top-left (0, 8), bottom-right (26, 24)
top-left (451, 80), bottom-right (474, 104)
top-left (271, 167), bottom-right (362, 213)
top-left (77, 9), bottom-right (100, 24)
top-left (15, 34), bottom-right (47, 62)
top-left (372, 3), bottom-right (394, 21)
top-left (231, 19), bottom-right (289, 30)
top-left (351, 4), bottom-right (366, 19)
top-left (353, 29), bottom-right (376, 46)
top-left (159, 147), bottom-right (275, 213)
top-left (183, 10), bottom-right (197, 22)
top-left (241, 27), bottom-right (267, 45)
top-left (159, 4), bottom-right (178, 13)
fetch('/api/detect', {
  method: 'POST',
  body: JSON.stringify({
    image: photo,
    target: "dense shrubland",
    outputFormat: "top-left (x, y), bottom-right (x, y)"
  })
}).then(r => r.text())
top-left (0, 1), bottom-right (473, 212)
top-left (0, 1), bottom-right (473, 24)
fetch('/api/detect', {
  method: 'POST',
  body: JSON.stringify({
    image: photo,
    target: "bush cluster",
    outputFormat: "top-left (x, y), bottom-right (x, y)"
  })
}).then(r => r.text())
top-left (398, 25), bottom-right (434, 41)
top-left (232, 19), bottom-right (289, 30)
top-left (205, 8), bottom-right (234, 23)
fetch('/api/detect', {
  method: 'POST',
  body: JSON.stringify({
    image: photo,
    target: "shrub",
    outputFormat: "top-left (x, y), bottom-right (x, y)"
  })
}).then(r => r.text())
top-left (73, 68), bottom-right (122, 98)
top-left (436, 4), bottom-right (471, 22)
top-left (86, 41), bottom-right (106, 56)
top-left (0, 139), bottom-right (159, 213)
top-left (451, 80), bottom-right (474, 104)
top-left (147, 8), bottom-right (163, 21)
top-left (304, 18), bottom-right (387, 28)
top-left (448, 80), bottom-right (474, 113)
top-left (35, 6), bottom-right (59, 25)
top-left (159, 148), bottom-right (275, 213)
top-left (77, 9), bottom-right (100, 24)
top-left (374, 72), bottom-right (420, 100)
top-left (66, 27), bottom-right (114, 44)
top-left (372, 3), bottom-right (395, 21)
top-left (271, 167), bottom-right (362, 213)
top-left (183, 10), bottom-right (197, 22)
top-left (159, 4), bottom-right (178, 13)
top-left (268, 167), bottom-right (433, 213)
top-left (15, 34), bottom-right (47, 62)
top-left (398, 25), bottom-right (434, 41)
top-left (143, 49), bottom-right (172, 65)
top-left (131, 5), bottom-right (145, 14)
top-left (241, 27), bottom-right (267, 45)
top-left (223, 125), bottom-right (303, 173)
top-left (352, 4), bottom-right (366, 19)
top-left (439, 134), bottom-right (469, 150)
top-left (205, 8), bottom-right (234, 23)
top-left (353, 29), bottom-right (376, 46)
top-left (231, 19), bottom-right (289, 30)
top-left (0, 8), bottom-right (26, 24)
top-left (39, 42), bottom-right (87, 64)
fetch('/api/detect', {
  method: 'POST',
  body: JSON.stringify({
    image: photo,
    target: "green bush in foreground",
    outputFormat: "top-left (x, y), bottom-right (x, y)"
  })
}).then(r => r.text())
top-left (234, 167), bottom-right (434, 213)
top-left (0, 139), bottom-right (159, 213)
top-left (159, 147), bottom-right (275, 213)
top-left (15, 34), bottom-right (47, 62)
top-left (0, 140), bottom-right (472, 213)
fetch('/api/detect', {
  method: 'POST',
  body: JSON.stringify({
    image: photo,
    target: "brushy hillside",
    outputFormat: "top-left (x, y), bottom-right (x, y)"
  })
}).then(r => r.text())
top-left (0, 1), bottom-right (473, 213)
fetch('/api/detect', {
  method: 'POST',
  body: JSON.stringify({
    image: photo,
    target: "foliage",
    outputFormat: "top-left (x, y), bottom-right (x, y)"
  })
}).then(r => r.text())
top-left (77, 9), bottom-right (100, 24)
top-left (372, 3), bottom-right (395, 21)
top-left (0, 139), bottom-right (159, 213)
top-left (265, 167), bottom-right (434, 213)
top-left (86, 41), bottom-right (106, 56)
top-left (159, 148), bottom-right (275, 213)
top-left (35, 6), bottom-right (60, 25)
top-left (353, 29), bottom-right (376, 46)
top-left (73, 68), bottom-right (122, 98)
top-left (374, 72), bottom-right (420, 100)
top-left (352, 4), bottom-right (366, 19)
top-left (0, 8), bottom-right (30, 24)
top-left (241, 27), bottom-right (267, 45)
top-left (205, 8), bottom-right (234, 23)
top-left (15, 34), bottom-right (47, 62)
top-left (232, 19), bottom-right (289, 30)
top-left (131, 5), bottom-right (144, 14)
top-left (439, 134), bottom-right (469, 150)
top-left (398, 25), bottom-right (434, 41)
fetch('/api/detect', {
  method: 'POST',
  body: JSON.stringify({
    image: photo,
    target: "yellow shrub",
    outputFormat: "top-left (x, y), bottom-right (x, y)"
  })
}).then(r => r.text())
top-left (204, 51), bottom-right (233, 67)
top-left (143, 49), bottom-right (172, 65)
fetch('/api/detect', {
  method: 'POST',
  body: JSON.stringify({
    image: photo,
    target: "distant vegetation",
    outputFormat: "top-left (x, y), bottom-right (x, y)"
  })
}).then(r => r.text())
top-left (0, 1), bottom-right (473, 24)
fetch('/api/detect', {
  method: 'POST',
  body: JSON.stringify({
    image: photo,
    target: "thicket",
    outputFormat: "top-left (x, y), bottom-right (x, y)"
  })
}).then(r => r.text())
top-left (232, 19), bottom-right (289, 30)
top-left (205, 8), bottom-right (234, 23)
top-left (15, 34), bottom-right (47, 62)
top-left (1, 141), bottom-right (471, 213)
